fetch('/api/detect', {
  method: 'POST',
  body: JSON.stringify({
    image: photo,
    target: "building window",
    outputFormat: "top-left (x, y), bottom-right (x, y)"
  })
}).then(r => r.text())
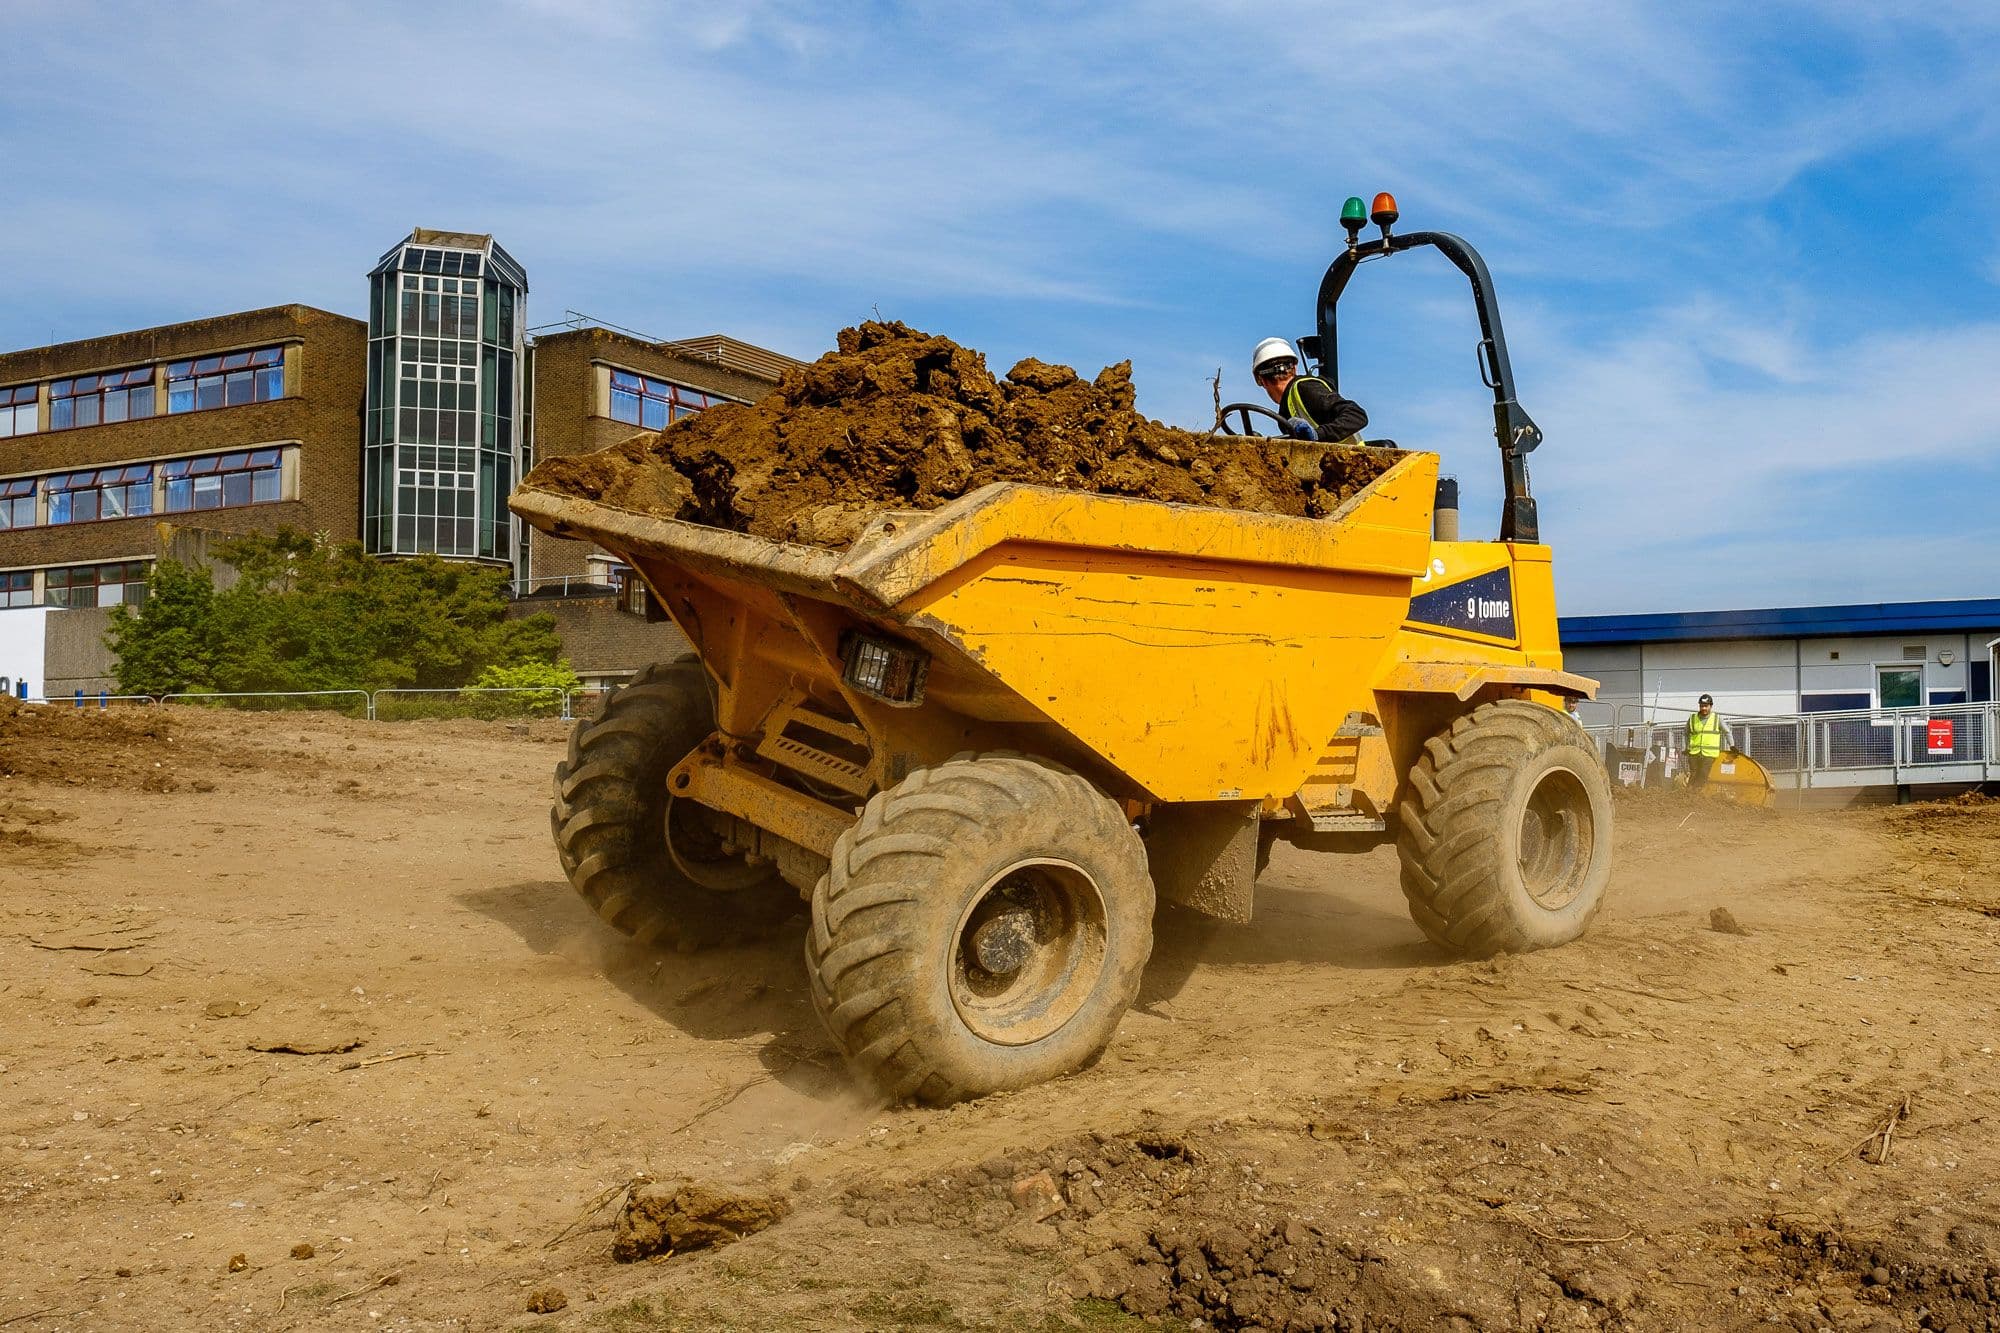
top-left (163, 448), bottom-right (282, 512)
top-left (166, 347), bottom-right (284, 414)
top-left (1, 570), bottom-right (30, 607)
top-left (396, 445), bottom-right (478, 556)
top-left (0, 384), bottom-right (35, 437)
top-left (1877, 665), bottom-right (1922, 711)
top-left (609, 370), bottom-right (715, 430)
top-left (46, 560), bottom-right (150, 609)
top-left (46, 464), bottom-right (153, 524)
top-left (50, 367), bottom-right (155, 429)
top-left (0, 477), bottom-right (33, 530)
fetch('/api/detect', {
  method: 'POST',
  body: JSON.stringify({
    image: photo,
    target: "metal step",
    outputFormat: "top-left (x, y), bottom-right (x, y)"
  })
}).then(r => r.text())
top-left (1305, 810), bottom-right (1386, 834)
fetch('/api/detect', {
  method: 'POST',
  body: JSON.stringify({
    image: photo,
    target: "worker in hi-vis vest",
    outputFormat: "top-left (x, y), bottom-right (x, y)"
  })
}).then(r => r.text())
top-left (1684, 693), bottom-right (1731, 788)
top-left (1252, 338), bottom-right (1369, 443)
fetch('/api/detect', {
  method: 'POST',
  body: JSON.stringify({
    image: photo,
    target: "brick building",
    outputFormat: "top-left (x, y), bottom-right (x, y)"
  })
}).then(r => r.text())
top-left (0, 304), bottom-right (367, 610)
top-left (522, 323), bottom-right (796, 585)
top-left (0, 232), bottom-right (799, 695)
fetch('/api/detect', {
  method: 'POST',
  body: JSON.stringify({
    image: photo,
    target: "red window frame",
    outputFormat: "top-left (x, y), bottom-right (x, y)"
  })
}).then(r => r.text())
top-left (50, 367), bottom-right (155, 429)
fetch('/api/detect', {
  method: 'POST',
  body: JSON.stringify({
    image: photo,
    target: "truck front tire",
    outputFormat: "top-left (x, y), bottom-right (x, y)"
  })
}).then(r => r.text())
top-left (806, 753), bottom-right (1154, 1105)
top-left (1396, 699), bottom-right (1613, 957)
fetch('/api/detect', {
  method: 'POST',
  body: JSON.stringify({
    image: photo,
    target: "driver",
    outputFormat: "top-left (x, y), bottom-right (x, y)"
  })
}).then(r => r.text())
top-left (1252, 338), bottom-right (1368, 443)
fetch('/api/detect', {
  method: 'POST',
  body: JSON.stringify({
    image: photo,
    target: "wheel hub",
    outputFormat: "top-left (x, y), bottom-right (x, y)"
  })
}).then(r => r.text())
top-left (970, 908), bottom-right (1038, 974)
top-left (949, 860), bottom-right (1108, 1048)
top-left (1517, 765), bottom-right (1594, 911)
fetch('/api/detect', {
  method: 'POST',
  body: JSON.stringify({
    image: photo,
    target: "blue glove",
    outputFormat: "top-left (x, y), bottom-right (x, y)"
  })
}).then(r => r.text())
top-left (1284, 417), bottom-right (1318, 441)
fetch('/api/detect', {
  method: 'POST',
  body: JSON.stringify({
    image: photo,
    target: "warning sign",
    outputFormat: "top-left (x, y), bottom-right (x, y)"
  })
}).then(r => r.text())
top-left (1927, 719), bottom-right (1954, 756)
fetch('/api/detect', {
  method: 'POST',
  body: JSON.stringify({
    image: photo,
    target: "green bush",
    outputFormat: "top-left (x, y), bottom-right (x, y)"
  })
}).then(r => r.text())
top-left (108, 530), bottom-right (560, 703)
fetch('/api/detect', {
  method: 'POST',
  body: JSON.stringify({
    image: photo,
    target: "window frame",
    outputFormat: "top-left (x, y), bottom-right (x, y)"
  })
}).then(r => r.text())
top-left (45, 560), bottom-right (151, 609)
top-left (0, 384), bottom-right (36, 438)
top-left (165, 346), bottom-right (285, 415)
top-left (0, 476), bottom-right (34, 530)
top-left (45, 464), bottom-right (154, 525)
top-left (162, 448), bottom-right (284, 514)
top-left (607, 369), bottom-right (718, 430)
top-left (49, 367), bottom-right (156, 430)
top-left (1873, 662), bottom-right (1925, 724)
top-left (0, 570), bottom-right (31, 607)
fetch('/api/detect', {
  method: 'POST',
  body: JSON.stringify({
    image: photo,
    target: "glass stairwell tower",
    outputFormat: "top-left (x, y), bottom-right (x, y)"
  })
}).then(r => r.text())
top-left (362, 229), bottom-right (528, 572)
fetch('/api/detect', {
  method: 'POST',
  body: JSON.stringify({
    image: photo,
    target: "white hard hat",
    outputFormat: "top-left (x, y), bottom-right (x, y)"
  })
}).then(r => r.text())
top-left (1251, 337), bottom-right (1298, 375)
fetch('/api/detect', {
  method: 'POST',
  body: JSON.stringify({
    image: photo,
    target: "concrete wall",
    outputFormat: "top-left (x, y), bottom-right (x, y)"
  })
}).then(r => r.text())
top-left (42, 605), bottom-right (118, 696)
top-left (506, 591), bottom-right (691, 684)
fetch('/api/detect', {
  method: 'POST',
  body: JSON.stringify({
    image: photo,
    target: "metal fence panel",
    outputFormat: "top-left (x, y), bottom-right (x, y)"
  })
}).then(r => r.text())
top-left (160, 689), bottom-right (372, 718)
top-left (372, 687), bottom-right (569, 721)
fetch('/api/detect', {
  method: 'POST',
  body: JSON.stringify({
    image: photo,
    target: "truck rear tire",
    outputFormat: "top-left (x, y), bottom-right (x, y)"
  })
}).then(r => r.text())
top-left (551, 657), bottom-right (794, 950)
top-left (806, 753), bottom-right (1153, 1105)
top-left (1396, 699), bottom-right (1612, 957)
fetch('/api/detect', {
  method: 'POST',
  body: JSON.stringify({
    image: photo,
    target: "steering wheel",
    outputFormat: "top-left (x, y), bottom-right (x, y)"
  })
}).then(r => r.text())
top-left (1214, 402), bottom-right (1288, 437)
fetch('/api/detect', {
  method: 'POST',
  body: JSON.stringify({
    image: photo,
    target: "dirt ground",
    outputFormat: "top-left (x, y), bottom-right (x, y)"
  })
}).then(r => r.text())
top-left (4, 703), bottom-right (2000, 1332)
top-left (520, 322), bottom-right (1398, 547)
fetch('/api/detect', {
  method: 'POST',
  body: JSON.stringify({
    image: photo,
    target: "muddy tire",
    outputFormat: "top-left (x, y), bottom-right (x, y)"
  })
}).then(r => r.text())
top-left (1397, 699), bottom-right (1613, 957)
top-left (551, 657), bottom-right (794, 949)
top-left (805, 753), bottom-right (1153, 1105)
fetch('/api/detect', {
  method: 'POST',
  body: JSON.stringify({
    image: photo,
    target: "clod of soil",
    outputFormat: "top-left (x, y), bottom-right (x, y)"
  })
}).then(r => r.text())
top-left (612, 1181), bottom-right (790, 1262)
top-left (521, 321), bottom-right (1401, 548)
top-left (1709, 906), bottom-right (1751, 935)
top-left (524, 1286), bottom-right (567, 1314)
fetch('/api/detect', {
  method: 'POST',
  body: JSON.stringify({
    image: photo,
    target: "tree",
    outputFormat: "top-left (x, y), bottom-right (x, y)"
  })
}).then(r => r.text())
top-left (106, 559), bottom-right (217, 696)
top-left (107, 530), bottom-right (560, 695)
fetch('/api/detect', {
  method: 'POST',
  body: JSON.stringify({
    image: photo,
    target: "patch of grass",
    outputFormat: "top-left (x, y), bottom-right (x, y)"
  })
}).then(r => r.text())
top-left (1030, 1299), bottom-right (1189, 1331)
top-left (587, 1296), bottom-right (680, 1331)
top-left (850, 1291), bottom-right (966, 1328)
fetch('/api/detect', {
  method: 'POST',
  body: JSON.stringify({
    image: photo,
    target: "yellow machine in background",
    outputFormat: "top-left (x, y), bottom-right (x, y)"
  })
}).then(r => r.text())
top-left (513, 196), bottom-right (1616, 1106)
top-left (1696, 748), bottom-right (1778, 807)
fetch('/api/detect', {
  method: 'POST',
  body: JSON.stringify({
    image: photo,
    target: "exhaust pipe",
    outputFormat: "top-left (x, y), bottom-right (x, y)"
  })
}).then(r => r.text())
top-left (1433, 476), bottom-right (1460, 542)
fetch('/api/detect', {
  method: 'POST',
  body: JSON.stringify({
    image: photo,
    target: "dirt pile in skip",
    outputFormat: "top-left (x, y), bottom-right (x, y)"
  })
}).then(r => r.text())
top-left (522, 321), bottom-right (1400, 548)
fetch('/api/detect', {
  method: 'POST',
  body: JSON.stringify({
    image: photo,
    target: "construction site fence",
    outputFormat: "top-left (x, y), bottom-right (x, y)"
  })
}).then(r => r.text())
top-left (1580, 700), bottom-right (1999, 788)
top-left (13, 687), bottom-right (623, 722)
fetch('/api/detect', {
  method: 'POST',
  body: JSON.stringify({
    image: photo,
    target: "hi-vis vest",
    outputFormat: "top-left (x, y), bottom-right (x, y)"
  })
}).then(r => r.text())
top-left (1281, 376), bottom-right (1332, 425)
top-left (1686, 711), bottom-right (1725, 757)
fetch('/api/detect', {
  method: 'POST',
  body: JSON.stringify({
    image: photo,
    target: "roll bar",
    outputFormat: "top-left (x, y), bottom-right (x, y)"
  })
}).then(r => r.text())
top-left (1303, 231), bottom-right (1542, 543)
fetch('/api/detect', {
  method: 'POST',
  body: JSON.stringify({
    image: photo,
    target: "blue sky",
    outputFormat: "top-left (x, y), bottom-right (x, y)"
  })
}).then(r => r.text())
top-left (3, 1), bottom-right (1996, 613)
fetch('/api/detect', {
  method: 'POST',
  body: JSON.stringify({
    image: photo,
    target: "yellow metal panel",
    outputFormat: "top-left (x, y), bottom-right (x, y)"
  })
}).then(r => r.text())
top-left (668, 751), bottom-right (853, 857)
top-left (837, 454), bottom-right (1438, 608)
top-left (871, 456), bottom-right (1441, 803)
top-left (904, 561), bottom-right (1404, 802)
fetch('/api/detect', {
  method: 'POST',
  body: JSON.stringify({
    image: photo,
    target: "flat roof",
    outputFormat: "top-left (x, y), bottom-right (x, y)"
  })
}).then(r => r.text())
top-left (1559, 599), bottom-right (2000, 645)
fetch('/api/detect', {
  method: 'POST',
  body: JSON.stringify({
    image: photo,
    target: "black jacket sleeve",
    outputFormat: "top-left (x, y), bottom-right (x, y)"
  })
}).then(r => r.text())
top-left (1294, 379), bottom-right (1368, 441)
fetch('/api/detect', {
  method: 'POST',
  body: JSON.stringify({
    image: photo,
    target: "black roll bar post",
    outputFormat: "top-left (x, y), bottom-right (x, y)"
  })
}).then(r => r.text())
top-left (1308, 231), bottom-right (1543, 543)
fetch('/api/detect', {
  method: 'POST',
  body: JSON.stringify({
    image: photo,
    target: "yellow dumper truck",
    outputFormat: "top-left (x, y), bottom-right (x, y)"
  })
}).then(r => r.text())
top-left (512, 199), bottom-right (1612, 1105)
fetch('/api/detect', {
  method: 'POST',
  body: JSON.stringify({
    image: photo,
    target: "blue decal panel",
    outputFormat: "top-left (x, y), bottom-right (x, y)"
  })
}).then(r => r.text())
top-left (1408, 566), bottom-right (1516, 641)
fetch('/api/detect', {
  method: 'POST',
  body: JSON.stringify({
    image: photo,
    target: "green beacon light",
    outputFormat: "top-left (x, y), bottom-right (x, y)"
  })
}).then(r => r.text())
top-left (1340, 196), bottom-right (1368, 246)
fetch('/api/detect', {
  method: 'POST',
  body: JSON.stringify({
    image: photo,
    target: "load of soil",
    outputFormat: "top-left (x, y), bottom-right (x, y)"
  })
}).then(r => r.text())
top-left (522, 321), bottom-right (1400, 548)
